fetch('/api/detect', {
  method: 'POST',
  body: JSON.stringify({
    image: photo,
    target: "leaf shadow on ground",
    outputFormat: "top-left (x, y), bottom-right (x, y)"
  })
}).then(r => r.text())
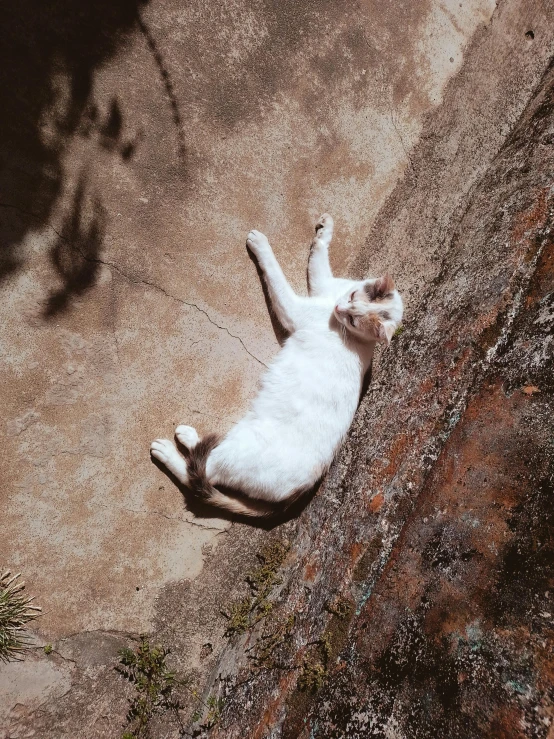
top-left (0, 0), bottom-right (149, 306)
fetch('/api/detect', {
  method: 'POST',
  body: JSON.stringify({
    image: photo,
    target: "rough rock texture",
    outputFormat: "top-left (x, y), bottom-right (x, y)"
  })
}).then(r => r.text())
top-left (1, 0), bottom-right (553, 737)
top-left (198, 9), bottom-right (554, 739)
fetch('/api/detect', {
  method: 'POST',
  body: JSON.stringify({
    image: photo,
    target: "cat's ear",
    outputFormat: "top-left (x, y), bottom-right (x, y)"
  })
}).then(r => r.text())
top-left (364, 273), bottom-right (395, 301)
top-left (378, 321), bottom-right (396, 346)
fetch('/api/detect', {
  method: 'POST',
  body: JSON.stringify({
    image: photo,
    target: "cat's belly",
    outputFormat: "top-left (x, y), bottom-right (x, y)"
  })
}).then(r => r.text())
top-left (207, 336), bottom-right (363, 501)
top-left (208, 419), bottom-right (347, 502)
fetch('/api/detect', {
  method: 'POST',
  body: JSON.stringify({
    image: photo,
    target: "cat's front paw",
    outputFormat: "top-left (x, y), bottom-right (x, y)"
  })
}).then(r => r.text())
top-left (150, 438), bottom-right (178, 466)
top-left (315, 213), bottom-right (334, 240)
top-left (246, 229), bottom-right (270, 255)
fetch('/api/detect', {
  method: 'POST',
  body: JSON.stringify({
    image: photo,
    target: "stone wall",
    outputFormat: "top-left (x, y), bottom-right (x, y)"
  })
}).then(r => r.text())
top-left (200, 9), bottom-right (554, 739)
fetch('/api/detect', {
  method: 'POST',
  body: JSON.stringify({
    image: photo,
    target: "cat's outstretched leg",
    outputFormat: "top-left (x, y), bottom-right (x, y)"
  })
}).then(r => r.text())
top-left (308, 214), bottom-right (334, 296)
top-left (150, 439), bottom-right (189, 484)
top-left (247, 229), bottom-right (304, 333)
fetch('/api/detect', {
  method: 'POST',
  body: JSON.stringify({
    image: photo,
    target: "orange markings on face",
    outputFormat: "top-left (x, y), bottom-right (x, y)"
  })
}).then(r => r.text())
top-left (357, 312), bottom-right (382, 338)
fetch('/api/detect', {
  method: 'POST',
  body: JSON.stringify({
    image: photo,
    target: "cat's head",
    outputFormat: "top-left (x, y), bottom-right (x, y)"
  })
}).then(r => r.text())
top-left (334, 274), bottom-right (403, 344)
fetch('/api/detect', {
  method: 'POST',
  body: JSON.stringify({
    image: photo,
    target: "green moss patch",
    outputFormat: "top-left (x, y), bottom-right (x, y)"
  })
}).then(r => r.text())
top-left (223, 540), bottom-right (290, 637)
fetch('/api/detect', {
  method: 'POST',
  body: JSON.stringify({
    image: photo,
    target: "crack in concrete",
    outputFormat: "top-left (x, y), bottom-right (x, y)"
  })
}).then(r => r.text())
top-left (90, 501), bottom-right (227, 533)
top-left (50, 649), bottom-right (78, 666)
top-left (0, 200), bottom-right (268, 369)
top-left (26, 644), bottom-right (77, 666)
top-left (88, 254), bottom-right (269, 369)
top-left (183, 403), bottom-right (225, 424)
top-left (0, 201), bottom-right (66, 242)
top-left (59, 627), bottom-right (140, 641)
top-left (52, 448), bottom-right (106, 460)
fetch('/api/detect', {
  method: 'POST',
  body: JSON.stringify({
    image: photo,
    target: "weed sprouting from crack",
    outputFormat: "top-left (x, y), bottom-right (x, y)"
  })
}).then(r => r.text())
top-left (297, 660), bottom-right (327, 693)
top-left (116, 635), bottom-right (229, 737)
top-left (297, 633), bottom-right (332, 694)
top-left (0, 571), bottom-right (42, 662)
top-left (222, 540), bottom-right (290, 637)
top-left (295, 594), bottom-right (355, 694)
top-left (191, 694), bottom-right (225, 732)
top-left (116, 635), bottom-right (190, 738)
top-left (248, 614), bottom-right (295, 670)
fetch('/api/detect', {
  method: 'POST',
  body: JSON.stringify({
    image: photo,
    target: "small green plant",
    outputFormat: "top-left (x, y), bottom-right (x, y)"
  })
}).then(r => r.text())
top-left (224, 597), bottom-right (251, 636)
top-left (394, 325), bottom-right (404, 337)
top-left (298, 660), bottom-right (327, 693)
top-left (43, 644), bottom-right (53, 655)
top-left (204, 694), bottom-right (225, 728)
top-left (297, 633), bottom-right (332, 694)
top-left (0, 571), bottom-right (41, 662)
top-left (318, 633), bottom-right (332, 663)
top-left (191, 693), bottom-right (225, 730)
top-left (116, 635), bottom-right (184, 738)
top-left (249, 614), bottom-right (295, 669)
top-left (223, 540), bottom-right (289, 637)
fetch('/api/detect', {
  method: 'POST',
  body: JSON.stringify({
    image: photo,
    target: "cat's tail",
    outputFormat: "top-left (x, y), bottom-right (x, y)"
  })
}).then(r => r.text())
top-left (185, 434), bottom-right (275, 518)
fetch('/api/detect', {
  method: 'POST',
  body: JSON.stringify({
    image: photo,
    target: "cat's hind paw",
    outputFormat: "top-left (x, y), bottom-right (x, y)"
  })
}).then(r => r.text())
top-left (175, 425), bottom-right (200, 449)
top-left (150, 439), bottom-right (189, 481)
top-left (150, 438), bottom-right (178, 465)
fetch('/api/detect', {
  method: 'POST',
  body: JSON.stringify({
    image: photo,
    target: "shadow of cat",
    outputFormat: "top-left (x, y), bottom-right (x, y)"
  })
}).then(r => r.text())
top-left (151, 443), bottom-right (320, 531)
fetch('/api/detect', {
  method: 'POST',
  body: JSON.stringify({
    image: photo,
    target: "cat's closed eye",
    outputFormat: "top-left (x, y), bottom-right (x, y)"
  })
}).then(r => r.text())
top-left (349, 315), bottom-right (356, 326)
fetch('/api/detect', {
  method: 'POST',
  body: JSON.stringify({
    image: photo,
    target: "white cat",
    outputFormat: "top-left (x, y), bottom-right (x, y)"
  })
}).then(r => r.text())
top-left (150, 214), bottom-right (403, 517)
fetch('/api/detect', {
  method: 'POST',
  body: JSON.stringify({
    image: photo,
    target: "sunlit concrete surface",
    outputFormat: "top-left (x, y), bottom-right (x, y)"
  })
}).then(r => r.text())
top-left (0, 0), bottom-right (496, 645)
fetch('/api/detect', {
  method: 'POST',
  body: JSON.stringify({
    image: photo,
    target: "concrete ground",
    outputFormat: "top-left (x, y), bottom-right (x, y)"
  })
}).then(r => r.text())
top-left (1, 0), bottom-right (546, 736)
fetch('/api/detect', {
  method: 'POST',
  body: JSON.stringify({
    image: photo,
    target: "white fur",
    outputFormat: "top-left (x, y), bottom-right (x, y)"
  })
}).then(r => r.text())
top-left (150, 215), bottom-right (403, 508)
top-left (175, 425), bottom-right (200, 449)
